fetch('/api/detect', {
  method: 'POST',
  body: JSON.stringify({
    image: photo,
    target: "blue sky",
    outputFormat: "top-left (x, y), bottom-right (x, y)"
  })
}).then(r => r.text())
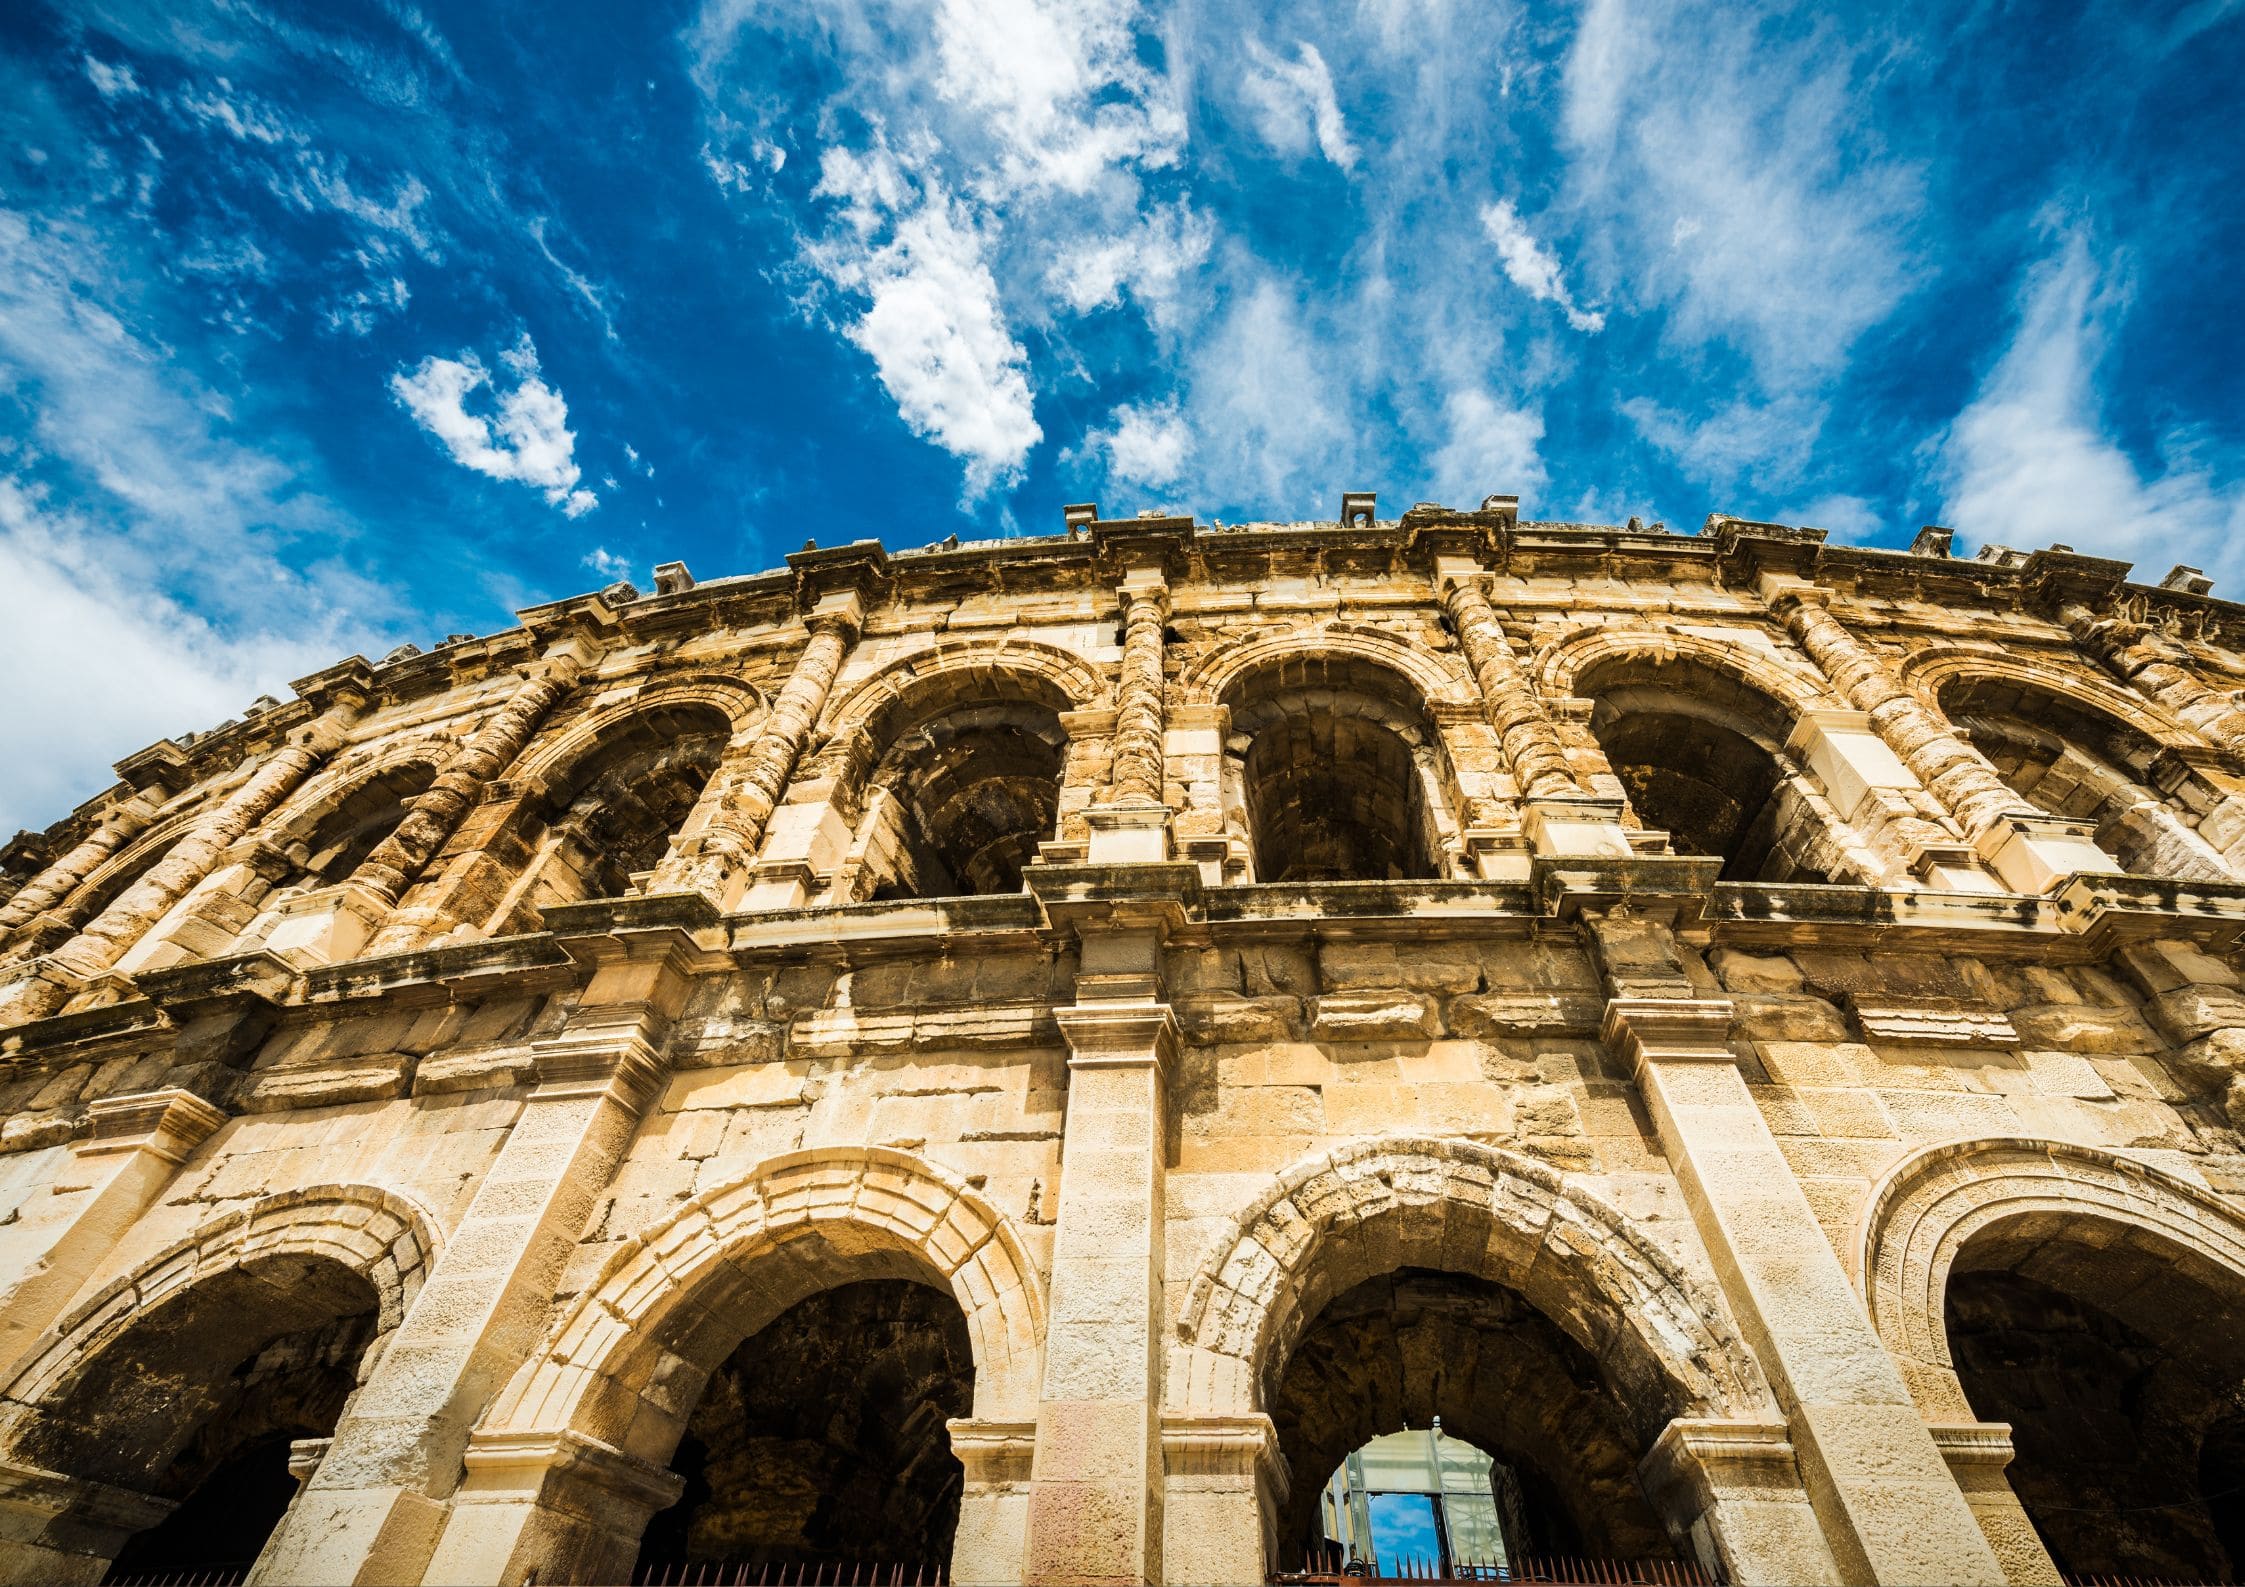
top-left (4, 0), bottom-right (2245, 834)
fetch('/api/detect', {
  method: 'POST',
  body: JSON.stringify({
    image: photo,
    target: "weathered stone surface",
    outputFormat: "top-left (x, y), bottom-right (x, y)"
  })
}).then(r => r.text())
top-left (0, 513), bottom-right (2240, 1587)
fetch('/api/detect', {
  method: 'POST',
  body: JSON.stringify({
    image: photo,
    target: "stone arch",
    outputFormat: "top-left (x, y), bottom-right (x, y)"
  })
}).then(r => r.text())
top-left (259, 734), bottom-right (453, 851)
top-left (0, 1185), bottom-right (439, 1581)
top-left (1534, 622), bottom-right (1840, 721)
top-left (812, 641), bottom-right (1106, 786)
top-left (1901, 650), bottom-right (2205, 754)
top-left (1545, 626), bottom-right (1857, 882)
top-left (1172, 1136), bottom-right (1758, 1423)
top-left (16, 808), bottom-right (204, 954)
top-left (1908, 653), bottom-right (2237, 881)
top-left (1859, 1135), bottom-right (2245, 1415)
top-left (1181, 623), bottom-right (1478, 712)
top-left (510, 675), bottom-right (766, 794)
top-left (0, 1183), bottom-right (440, 1423)
top-left (485, 1146), bottom-right (1045, 1459)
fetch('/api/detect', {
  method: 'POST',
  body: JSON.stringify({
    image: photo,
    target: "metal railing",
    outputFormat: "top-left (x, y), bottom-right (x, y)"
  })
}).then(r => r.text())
top-left (1269, 1556), bottom-right (1721, 1585)
top-left (632, 1563), bottom-right (948, 1586)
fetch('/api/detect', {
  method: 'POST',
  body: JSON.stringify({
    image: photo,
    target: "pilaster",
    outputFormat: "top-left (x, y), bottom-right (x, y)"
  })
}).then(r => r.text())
top-left (252, 930), bottom-right (689, 1587)
top-left (1593, 913), bottom-right (2006, 1586)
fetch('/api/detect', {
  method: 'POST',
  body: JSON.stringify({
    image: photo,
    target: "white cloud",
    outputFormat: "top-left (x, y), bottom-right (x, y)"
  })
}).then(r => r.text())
top-left (1935, 230), bottom-right (2245, 581)
top-left (1428, 388), bottom-right (1548, 505)
top-left (809, 146), bottom-right (1041, 496)
top-left (1184, 276), bottom-right (1353, 507)
top-left (390, 334), bottom-right (599, 515)
top-left (0, 484), bottom-right (345, 834)
top-left (581, 545), bottom-right (633, 581)
top-left (1089, 401), bottom-right (1192, 488)
top-left (1789, 493), bottom-right (1882, 540)
top-left (1047, 201), bottom-right (1212, 330)
top-left (1240, 41), bottom-right (1359, 171)
top-left (930, 0), bottom-right (1185, 195)
top-left (84, 56), bottom-right (143, 100)
top-left (1480, 200), bottom-right (1604, 333)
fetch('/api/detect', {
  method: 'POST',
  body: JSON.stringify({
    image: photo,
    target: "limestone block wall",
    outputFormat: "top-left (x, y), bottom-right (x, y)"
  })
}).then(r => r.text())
top-left (0, 505), bottom-right (2241, 1587)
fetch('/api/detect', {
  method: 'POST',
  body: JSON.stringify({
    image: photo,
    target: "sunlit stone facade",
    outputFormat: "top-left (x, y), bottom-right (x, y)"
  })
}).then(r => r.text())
top-left (2, 500), bottom-right (2244, 1586)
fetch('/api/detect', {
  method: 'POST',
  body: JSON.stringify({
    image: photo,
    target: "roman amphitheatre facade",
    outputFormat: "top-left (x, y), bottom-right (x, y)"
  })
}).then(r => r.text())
top-left (1, 498), bottom-right (2243, 1587)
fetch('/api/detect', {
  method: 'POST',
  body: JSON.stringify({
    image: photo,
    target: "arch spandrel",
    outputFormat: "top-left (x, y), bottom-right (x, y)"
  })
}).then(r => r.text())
top-left (1859, 1135), bottom-right (2245, 1416)
top-left (483, 1145), bottom-right (1045, 1466)
top-left (1169, 1136), bottom-right (1763, 1426)
top-left (1181, 622), bottom-right (1477, 712)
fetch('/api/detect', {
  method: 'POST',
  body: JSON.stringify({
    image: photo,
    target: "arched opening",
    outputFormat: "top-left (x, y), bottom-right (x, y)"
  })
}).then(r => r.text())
top-left (849, 702), bottom-right (1066, 900)
top-left (635, 1279), bottom-right (971, 1578)
top-left (504, 702), bottom-right (732, 922)
top-left (2, 1252), bottom-right (381, 1583)
top-left (1577, 657), bottom-right (1837, 883)
top-left (1269, 1269), bottom-right (1684, 1579)
top-left (1938, 674), bottom-right (2231, 881)
top-left (288, 762), bottom-right (438, 888)
top-left (1942, 1221), bottom-right (2245, 1582)
top-left (1222, 656), bottom-right (1454, 883)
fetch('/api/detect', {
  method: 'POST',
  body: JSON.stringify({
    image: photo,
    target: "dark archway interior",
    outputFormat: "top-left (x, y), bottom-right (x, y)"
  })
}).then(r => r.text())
top-left (1591, 710), bottom-right (1793, 880)
top-left (1226, 658), bottom-right (1446, 884)
top-left (638, 1279), bottom-right (974, 1575)
top-left (1268, 1269), bottom-right (1679, 1571)
top-left (862, 704), bottom-right (1065, 899)
top-left (16, 1254), bottom-right (379, 1580)
top-left (532, 703), bottom-right (732, 904)
top-left (1947, 1253), bottom-right (2245, 1583)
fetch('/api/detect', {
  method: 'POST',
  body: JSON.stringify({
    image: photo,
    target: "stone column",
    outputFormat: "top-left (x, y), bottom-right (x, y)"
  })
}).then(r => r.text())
top-left (286, 643), bottom-right (594, 966)
top-left (1023, 932), bottom-right (1174, 1587)
top-left (1931, 1422), bottom-right (2063, 1586)
top-left (0, 1091), bottom-right (228, 1390)
top-left (0, 793), bottom-right (163, 960)
top-left (1433, 557), bottom-right (1638, 861)
top-left (359, 645), bottom-right (593, 907)
top-left (1781, 711), bottom-right (1998, 891)
top-left (1638, 1417), bottom-right (1843, 1586)
top-left (1767, 584), bottom-right (2117, 893)
top-left (1110, 575), bottom-right (1168, 807)
top-left (1436, 561), bottom-right (1579, 802)
top-left (0, 694), bottom-right (365, 1026)
top-left (251, 932), bottom-right (689, 1587)
top-left (2060, 602), bottom-right (2245, 753)
top-left (1158, 1413), bottom-right (1283, 1587)
top-left (1592, 913), bottom-right (2006, 1587)
top-left (414, 1430), bottom-right (684, 1587)
top-left (652, 592), bottom-right (861, 910)
top-left (950, 1418), bottom-right (1039, 1587)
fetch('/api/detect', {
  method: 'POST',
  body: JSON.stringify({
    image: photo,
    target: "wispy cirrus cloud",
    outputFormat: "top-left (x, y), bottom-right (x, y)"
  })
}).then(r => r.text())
top-left (392, 334), bottom-right (598, 516)
top-left (1936, 226), bottom-right (2245, 578)
top-left (1480, 200), bottom-right (1603, 333)
top-left (1239, 40), bottom-right (1358, 172)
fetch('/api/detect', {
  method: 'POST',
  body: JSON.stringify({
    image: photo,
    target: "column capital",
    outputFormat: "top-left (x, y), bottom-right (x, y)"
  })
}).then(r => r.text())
top-left (1927, 1421), bottom-right (2017, 1475)
top-left (948, 1418), bottom-right (1038, 1486)
top-left (457, 1428), bottom-right (686, 1517)
top-left (1640, 1416), bottom-right (1801, 1508)
top-left (79, 1087), bottom-right (229, 1162)
top-left (1601, 997), bottom-right (1738, 1070)
top-left (1159, 1411), bottom-right (1288, 1498)
top-left (1054, 1002), bottom-right (1179, 1071)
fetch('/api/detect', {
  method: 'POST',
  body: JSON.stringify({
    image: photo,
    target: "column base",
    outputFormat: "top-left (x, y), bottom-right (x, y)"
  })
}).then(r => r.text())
top-left (1973, 813), bottom-right (2123, 895)
top-left (260, 879), bottom-right (394, 968)
top-left (1085, 803), bottom-right (1174, 865)
top-left (1522, 795), bottom-right (1637, 858)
